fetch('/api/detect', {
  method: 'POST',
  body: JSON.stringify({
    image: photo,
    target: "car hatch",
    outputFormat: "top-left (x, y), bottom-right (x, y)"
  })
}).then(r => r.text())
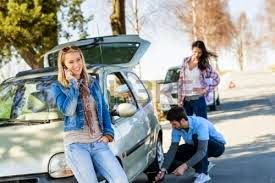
top-left (44, 35), bottom-right (150, 68)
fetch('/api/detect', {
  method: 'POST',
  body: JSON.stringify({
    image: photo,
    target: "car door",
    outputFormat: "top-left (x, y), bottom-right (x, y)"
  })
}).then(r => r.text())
top-left (123, 72), bottom-right (157, 170)
top-left (105, 71), bottom-right (149, 180)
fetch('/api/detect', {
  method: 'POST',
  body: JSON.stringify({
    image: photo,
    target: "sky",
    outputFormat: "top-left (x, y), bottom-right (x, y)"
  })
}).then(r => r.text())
top-left (0, 0), bottom-right (268, 82)
top-left (228, 0), bottom-right (263, 20)
top-left (74, 0), bottom-right (266, 80)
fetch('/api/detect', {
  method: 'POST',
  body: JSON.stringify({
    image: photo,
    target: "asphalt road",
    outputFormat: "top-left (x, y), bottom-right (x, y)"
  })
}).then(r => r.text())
top-left (133, 71), bottom-right (275, 183)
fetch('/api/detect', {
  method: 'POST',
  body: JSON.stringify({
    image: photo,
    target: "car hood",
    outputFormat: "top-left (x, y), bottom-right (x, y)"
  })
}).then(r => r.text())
top-left (0, 121), bottom-right (64, 177)
top-left (44, 35), bottom-right (150, 68)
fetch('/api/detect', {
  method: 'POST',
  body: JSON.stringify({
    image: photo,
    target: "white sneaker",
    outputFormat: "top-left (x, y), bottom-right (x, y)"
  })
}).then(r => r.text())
top-left (194, 173), bottom-right (211, 183)
top-left (194, 172), bottom-right (200, 178)
top-left (194, 162), bottom-right (215, 178)
top-left (208, 162), bottom-right (215, 172)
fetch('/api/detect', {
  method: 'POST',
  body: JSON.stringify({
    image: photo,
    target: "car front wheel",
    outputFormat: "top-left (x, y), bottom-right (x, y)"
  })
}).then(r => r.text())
top-left (145, 138), bottom-right (164, 182)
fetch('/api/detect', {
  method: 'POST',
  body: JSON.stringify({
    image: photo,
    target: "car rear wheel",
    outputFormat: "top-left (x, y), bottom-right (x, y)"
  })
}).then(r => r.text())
top-left (216, 96), bottom-right (220, 105)
top-left (145, 138), bottom-right (164, 182)
top-left (209, 102), bottom-right (217, 111)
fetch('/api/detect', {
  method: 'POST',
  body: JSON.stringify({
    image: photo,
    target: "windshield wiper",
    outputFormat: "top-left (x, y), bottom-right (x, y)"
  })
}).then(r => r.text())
top-left (0, 118), bottom-right (10, 121)
top-left (0, 118), bottom-right (63, 127)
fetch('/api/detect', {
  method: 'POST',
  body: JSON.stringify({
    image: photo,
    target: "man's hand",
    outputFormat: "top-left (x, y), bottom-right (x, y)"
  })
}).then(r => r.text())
top-left (172, 163), bottom-right (188, 176)
top-left (155, 169), bottom-right (166, 182)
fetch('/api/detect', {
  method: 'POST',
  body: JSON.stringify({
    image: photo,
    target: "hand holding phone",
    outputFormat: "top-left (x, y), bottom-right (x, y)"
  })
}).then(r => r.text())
top-left (64, 67), bottom-right (76, 81)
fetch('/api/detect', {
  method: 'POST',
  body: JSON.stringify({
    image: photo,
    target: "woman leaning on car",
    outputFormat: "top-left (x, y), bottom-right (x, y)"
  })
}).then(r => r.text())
top-left (178, 40), bottom-right (220, 119)
top-left (51, 45), bottom-right (128, 183)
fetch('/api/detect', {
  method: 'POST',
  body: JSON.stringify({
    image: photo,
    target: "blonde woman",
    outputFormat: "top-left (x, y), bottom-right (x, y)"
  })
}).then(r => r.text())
top-left (51, 46), bottom-right (128, 183)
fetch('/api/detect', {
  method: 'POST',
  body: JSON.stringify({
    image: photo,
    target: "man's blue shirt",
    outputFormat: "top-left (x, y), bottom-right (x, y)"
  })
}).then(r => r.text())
top-left (172, 116), bottom-right (226, 144)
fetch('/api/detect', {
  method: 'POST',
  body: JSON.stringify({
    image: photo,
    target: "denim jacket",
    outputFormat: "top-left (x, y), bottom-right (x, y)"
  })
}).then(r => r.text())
top-left (51, 79), bottom-right (114, 138)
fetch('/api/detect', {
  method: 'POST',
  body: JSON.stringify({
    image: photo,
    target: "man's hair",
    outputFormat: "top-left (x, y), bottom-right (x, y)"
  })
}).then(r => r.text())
top-left (166, 106), bottom-right (188, 122)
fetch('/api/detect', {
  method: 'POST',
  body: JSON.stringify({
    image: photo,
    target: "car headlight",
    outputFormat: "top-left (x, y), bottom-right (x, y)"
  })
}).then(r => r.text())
top-left (48, 153), bottom-right (73, 178)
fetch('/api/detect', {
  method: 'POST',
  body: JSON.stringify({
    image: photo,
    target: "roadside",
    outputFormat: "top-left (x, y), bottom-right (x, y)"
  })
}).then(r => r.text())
top-left (134, 71), bottom-right (275, 183)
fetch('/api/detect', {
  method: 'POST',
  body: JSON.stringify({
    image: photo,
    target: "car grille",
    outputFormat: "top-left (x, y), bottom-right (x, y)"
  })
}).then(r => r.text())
top-left (0, 179), bottom-right (38, 183)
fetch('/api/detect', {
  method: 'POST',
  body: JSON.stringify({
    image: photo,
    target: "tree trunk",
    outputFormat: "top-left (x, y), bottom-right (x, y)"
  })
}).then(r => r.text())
top-left (192, 0), bottom-right (197, 40)
top-left (16, 47), bottom-right (43, 69)
top-left (110, 0), bottom-right (126, 35)
top-left (133, 0), bottom-right (140, 34)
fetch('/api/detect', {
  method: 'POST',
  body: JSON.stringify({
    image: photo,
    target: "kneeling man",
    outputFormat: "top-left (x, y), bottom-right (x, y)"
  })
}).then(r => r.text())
top-left (156, 106), bottom-right (225, 183)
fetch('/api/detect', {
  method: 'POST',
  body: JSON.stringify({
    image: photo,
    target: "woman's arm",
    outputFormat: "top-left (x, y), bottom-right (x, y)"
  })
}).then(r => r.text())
top-left (94, 80), bottom-right (114, 141)
top-left (202, 67), bottom-right (220, 93)
top-left (51, 80), bottom-right (79, 116)
top-left (177, 65), bottom-right (185, 106)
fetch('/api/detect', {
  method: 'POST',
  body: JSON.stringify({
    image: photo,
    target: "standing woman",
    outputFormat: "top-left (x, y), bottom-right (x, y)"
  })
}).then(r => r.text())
top-left (51, 46), bottom-right (128, 183)
top-left (178, 40), bottom-right (220, 119)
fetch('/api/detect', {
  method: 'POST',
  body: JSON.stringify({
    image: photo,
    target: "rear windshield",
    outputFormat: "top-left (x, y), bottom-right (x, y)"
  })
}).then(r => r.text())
top-left (164, 68), bottom-right (180, 83)
top-left (47, 42), bottom-right (140, 67)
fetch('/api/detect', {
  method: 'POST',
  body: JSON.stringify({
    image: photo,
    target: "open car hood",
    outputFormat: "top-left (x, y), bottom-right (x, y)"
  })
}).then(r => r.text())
top-left (44, 35), bottom-right (150, 68)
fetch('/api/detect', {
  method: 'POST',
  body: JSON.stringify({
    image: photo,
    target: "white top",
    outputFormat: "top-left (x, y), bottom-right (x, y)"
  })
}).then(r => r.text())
top-left (184, 65), bottom-right (202, 96)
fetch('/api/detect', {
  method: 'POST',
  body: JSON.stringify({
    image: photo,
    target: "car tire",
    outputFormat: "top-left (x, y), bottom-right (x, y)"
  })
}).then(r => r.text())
top-left (216, 96), bottom-right (220, 105)
top-left (145, 137), bottom-right (164, 182)
top-left (209, 103), bottom-right (217, 111)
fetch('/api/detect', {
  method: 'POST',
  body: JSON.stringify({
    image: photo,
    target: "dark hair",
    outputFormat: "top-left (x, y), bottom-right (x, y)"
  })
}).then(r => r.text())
top-left (192, 40), bottom-right (217, 71)
top-left (166, 106), bottom-right (188, 122)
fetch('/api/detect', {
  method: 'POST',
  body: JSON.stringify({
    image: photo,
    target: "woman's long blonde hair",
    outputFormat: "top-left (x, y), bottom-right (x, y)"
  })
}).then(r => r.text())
top-left (57, 46), bottom-right (89, 88)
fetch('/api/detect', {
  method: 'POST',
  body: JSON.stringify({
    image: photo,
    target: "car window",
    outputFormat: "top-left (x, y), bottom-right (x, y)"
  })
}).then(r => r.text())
top-left (0, 83), bottom-right (18, 120)
top-left (126, 72), bottom-right (150, 107)
top-left (0, 76), bottom-right (62, 123)
top-left (47, 42), bottom-right (140, 66)
top-left (164, 68), bottom-right (180, 83)
top-left (106, 73), bottom-right (137, 113)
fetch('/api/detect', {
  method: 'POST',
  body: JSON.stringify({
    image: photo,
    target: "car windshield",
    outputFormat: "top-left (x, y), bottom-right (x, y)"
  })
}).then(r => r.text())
top-left (47, 42), bottom-right (140, 67)
top-left (0, 75), bottom-right (62, 124)
top-left (164, 68), bottom-right (180, 83)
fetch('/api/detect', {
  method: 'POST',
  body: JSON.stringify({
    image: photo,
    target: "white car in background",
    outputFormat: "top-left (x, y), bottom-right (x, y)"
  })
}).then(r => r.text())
top-left (159, 66), bottom-right (220, 114)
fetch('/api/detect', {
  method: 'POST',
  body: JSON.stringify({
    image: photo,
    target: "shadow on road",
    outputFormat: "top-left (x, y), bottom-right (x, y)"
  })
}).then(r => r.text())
top-left (133, 134), bottom-right (275, 183)
top-left (209, 93), bottom-right (275, 123)
top-left (211, 133), bottom-right (275, 183)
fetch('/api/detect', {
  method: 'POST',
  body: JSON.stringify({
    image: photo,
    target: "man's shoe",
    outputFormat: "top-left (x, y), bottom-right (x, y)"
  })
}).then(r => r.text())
top-left (194, 162), bottom-right (215, 178)
top-left (194, 172), bottom-right (200, 178)
top-left (194, 173), bottom-right (211, 183)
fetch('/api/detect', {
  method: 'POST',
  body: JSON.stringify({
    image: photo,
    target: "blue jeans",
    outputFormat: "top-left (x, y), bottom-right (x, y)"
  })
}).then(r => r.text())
top-left (183, 96), bottom-right (207, 119)
top-left (64, 142), bottom-right (128, 183)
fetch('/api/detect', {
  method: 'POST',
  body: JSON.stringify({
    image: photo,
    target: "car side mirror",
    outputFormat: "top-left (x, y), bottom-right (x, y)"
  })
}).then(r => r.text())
top-left (111, 103), bottom-right (137, 117)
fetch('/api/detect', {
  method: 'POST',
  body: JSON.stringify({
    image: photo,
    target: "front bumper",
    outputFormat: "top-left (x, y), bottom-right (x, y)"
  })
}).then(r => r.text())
top-left (0, 173), bottom-right (77, 183)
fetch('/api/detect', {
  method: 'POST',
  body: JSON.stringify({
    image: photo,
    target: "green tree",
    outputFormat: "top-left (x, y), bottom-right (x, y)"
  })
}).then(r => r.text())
top-left (0, 0), bottom-right (91, 69)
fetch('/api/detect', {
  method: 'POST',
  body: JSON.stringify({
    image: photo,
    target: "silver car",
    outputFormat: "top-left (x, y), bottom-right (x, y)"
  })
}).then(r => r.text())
top-left (0, 35), bottom-right (163, 182)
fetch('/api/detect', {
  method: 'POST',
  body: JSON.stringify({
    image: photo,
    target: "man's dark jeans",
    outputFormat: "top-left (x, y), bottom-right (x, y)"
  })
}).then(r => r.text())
top-left (170, 134), bottom-right (225, 174)
top-left (183, 96), bottom-right (208, 119)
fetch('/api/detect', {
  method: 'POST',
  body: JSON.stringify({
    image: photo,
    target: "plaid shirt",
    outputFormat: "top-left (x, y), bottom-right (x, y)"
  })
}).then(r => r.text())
top-left (178, 57), bottom-right (220, 105)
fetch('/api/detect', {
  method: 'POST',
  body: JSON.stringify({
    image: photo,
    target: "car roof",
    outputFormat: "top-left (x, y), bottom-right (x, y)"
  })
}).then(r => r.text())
top-left (167, 66), bottom-right (180, 70)
top-left (2, 64), bottom-right (125, 83)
